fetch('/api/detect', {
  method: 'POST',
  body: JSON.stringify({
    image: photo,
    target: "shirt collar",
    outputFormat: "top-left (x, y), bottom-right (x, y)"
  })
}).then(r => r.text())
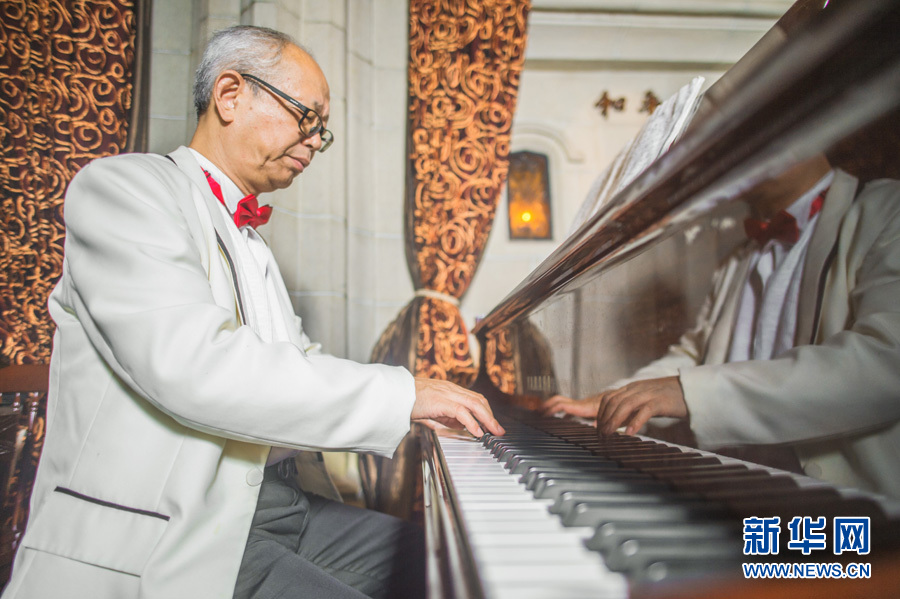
top-left (188, 148), bottom-right (247, 214)
top-left (786, 169), bottom-right (834, 231)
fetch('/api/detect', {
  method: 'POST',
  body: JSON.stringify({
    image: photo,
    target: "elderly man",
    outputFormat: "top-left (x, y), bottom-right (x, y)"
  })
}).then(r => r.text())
top-left (545, 154), bottom-right (900, 500)
top-left (3, 26), bottom-right (502, 599)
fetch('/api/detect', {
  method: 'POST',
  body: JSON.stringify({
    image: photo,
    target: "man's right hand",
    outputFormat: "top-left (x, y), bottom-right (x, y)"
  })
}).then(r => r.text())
top-left (541, 377), bottom-right (688, 435)
top-left (411, 377), bottom-right (505, 438)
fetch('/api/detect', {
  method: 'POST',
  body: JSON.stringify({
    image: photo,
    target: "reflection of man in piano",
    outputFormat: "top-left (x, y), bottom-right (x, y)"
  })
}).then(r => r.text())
top-left (3, 26), bottom-right (504, 599)
top-left (544, 154), bottom-right (900, 499)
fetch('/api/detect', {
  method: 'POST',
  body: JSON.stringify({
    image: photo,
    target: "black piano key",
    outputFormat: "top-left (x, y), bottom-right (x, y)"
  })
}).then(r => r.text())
top-left (497, 448), bottom-right (598, 465)
top-left (636, 554), bottom-right (745, 584)
top-left (605, 537), bottom-right (744, 575)
top-left (585, 520), bottom-right (740, 554)
top-left (533, 477), bottom-right (668, 500)
top-left (550, 489), bottom-right (694, 517)
top-left (562, 499), bottom-right (731, 528)
top-left (580, 438), bottom-right (669, 448)
top-left (620, 456), bottom-right (723, 471)
top-left (494, 445), bottom-right (584, 458)
top-left (725, 487), bottom-right (844, 516)
top-left (509, 456), bottom-right (622, 475)
top-left (491, 440), bottom-right (577, 453)
top-left (671, 473), bottom-right (797, 496)
top-left (633, 460), bottom-right (729, 475)
top-left (649, 463), bottom-right (754, 481)
top-left (521, 466), bottom-right (652, 489)
top-left (583, 445), bottom-right (685, 459)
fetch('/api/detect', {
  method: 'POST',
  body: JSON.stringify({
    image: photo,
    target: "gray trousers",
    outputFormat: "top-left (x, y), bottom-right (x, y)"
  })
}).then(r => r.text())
top-left (233, 465), bottom-right (425, 599)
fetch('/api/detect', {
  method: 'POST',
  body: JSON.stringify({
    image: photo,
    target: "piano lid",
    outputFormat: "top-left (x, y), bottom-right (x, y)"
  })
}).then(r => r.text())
top-left (473, 0), bottom-right (900, 336)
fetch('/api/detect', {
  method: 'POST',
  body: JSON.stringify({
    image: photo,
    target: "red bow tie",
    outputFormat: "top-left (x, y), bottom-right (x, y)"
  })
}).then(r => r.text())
top-left (744, 210), bottom-right (799, 245)
top-left (203, 169), bottom-right (272, 229)
top-left (744, 189), bottom-right (827, 246)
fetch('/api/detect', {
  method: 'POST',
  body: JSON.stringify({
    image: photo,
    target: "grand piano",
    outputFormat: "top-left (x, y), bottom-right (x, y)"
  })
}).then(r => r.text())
top-left (420, 0), bottom-right (900, 596)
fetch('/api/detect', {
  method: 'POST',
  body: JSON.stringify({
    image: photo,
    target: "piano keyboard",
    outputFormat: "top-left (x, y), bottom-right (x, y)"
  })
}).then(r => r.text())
top-left (423, 408), bottom-right (900, 598)
top-left (438, 434), bottom-right (627, 599)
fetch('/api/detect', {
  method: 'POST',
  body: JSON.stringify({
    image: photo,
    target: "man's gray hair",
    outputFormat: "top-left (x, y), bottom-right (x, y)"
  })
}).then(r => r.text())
top-left (193, 26), bottom-right (303, 117)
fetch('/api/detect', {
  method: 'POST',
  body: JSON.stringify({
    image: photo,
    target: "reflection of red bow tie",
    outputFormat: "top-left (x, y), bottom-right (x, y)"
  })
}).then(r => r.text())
top-left (744, 210), bottom-right (799, 245)
top-left (203, 169), bottom-right (272, 229)
top-left (744, 189), bottom-right (827, 246)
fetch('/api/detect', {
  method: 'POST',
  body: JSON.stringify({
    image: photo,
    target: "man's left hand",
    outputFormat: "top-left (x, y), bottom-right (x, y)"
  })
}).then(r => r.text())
top-left (595, 376), bottom-right (688, 435)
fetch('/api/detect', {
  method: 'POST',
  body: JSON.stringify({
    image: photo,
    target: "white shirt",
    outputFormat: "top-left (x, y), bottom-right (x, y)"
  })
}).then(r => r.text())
top-left (728, 171), bottom-right (834, 362)
top-left (189, 149), bottom-right (314, 465)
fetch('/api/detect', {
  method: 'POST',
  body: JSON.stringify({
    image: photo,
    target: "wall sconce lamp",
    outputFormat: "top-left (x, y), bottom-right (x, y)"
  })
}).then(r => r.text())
top-left (507, 151), bottom-right (552, 240)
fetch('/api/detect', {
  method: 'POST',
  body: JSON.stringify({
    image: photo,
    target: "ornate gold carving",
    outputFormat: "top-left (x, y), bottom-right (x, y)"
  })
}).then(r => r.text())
top-left (485, 326), bottom-right (516, 394)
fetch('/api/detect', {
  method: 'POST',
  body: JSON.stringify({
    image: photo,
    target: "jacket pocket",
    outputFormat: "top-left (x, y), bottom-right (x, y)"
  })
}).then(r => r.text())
top-left (21, 486), bottom-right (169, 576)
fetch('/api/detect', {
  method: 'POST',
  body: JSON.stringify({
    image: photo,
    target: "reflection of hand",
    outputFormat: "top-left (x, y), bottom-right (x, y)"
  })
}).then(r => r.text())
top-left (411, 377), bottom-right (505, 438)
top-left (541, 394), bottom-right (602, 421)
top-left (594, 376), bottom-right (688, 435)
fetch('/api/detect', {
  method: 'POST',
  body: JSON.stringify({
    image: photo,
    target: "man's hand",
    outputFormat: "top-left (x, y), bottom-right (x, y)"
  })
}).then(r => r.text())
top-left (411, 377), bottom-right (505, 438)
top-left (541, 394), bottom-right (602, 420)
top-left (542, 377), bottom-right (689, 435)
top-left (594, 376), bottom-right (688, 435)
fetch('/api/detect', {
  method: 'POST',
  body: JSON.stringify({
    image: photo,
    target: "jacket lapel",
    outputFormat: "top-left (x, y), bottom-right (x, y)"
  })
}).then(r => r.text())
top-left (166, 146), bottom-right (256, 331)
top-left (795, 169), bottom-right (858, 345)
top-left (704, 245), bottom-right (755, 365)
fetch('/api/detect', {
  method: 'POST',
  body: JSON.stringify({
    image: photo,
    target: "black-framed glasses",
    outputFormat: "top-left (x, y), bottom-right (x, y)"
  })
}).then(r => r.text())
top-left (240, 73), bottom-right (334, 152)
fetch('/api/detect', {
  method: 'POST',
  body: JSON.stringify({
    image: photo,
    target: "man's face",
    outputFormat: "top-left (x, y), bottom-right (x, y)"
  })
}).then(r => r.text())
top-left (231, 45), bottom-right (330, 195)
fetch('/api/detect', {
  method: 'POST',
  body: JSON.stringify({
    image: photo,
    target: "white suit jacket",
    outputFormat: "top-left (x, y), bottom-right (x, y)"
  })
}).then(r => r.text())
top-left (624, 170), bottom-right (900, 499)
top-left (3, 146), bottom-right (416, 599)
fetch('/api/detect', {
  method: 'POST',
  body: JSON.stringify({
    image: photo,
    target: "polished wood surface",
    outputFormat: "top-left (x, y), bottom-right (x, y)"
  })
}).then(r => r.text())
top-left (473, 0), bottom-right (900, 338)
top-left (0, 364), bottom-right (49, 394)
top-left (633, 555), bottom-right (900, 599)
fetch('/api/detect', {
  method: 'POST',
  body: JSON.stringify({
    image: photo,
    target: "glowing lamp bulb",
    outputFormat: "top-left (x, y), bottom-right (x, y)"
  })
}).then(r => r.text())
top-left (521, 211), bottom-right (532, 222)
